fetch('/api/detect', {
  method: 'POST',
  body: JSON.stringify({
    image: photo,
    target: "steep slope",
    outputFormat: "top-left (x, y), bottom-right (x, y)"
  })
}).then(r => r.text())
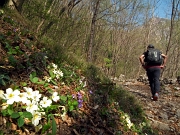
top-left (0, 9), bottom-right (156, 135)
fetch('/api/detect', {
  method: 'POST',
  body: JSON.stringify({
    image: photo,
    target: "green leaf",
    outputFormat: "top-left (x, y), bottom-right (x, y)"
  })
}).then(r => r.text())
top-left (37, 81), bottom-right (45, 85)
top-left (19, 112), bottom-right (23, 116)
top-left (30, 72), bottom-right (37, 82)
top-left (20, 82), bottom-right (27, 86)
top-left (11, 112), bottom-right (20, 118)
top-left (44, 83), bottom-right (49, 87)
top-left (60, 96), bottom-right (67, 102)
top-left (69, 106), bottom-right (74, 111)
top-left (48, 105), bottom-right (58, 110)
top-left (51, 116), bottom-right (57, 135)
top-left (15, 46), bottom-right (20, 50)
top-left (30, 74), bottom-right (33, 81)
top-left (23, 112), bottom-right (32, 118)
top-left (32, 77), bottom-right (39, 83)
top-left (31, 72), bottom-right (37, 78)
top-left (17, 117), bottom-right (24, 127)
top-left (41, 123), bottom-right (51, 134)
top-left (8, 109), bottom-right (13, 115)
top-left (49, 70), bottom-right (55, 78)
top-left (0, 79), bottom-right (6, 86)
top-left (72, 100), bottom-right (78, 106)
top-left (50, 79), bottom-right (57, 85)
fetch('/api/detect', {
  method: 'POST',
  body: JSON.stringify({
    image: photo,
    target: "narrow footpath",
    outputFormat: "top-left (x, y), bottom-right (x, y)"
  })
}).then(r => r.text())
top-left (121, 80), bottom-right (180, 135)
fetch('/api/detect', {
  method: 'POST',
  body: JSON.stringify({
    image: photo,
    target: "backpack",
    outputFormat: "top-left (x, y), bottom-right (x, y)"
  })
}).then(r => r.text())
top-left (145, 48), bottom-right (163, 65)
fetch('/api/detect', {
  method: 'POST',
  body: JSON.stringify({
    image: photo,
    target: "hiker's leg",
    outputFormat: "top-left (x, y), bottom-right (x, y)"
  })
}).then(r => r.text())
top-left (153, 68), bottom-right (161, 94)
top-left (146, 68), bottom-right (154, 96)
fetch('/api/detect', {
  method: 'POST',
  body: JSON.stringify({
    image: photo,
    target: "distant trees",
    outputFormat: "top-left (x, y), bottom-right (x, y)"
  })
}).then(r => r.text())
top-left (5, 0), bottom-right (180, 79)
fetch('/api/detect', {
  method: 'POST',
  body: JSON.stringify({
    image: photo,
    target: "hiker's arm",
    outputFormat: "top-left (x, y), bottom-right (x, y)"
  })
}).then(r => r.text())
top-left (139, 55), bottom-right (145, 66)
top-left (161, 54), bottom-right (167, 67)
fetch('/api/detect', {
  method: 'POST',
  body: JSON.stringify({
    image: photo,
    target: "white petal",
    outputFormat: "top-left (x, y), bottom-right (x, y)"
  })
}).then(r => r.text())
top-left (6, 88), bottom-right (13, 94)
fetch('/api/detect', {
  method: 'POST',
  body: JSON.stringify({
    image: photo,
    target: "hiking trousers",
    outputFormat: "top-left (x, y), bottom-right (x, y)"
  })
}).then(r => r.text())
top-left (146, 67), bottom-right (161, 96)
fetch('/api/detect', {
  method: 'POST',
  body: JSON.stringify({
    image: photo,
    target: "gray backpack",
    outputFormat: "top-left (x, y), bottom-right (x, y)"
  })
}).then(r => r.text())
top-left (145, 48), bottom-right (163, 65)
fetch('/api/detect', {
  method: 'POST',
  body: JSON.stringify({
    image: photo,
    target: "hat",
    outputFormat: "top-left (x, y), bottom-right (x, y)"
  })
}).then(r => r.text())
top-left (147, 44), bottom-right (154, 48)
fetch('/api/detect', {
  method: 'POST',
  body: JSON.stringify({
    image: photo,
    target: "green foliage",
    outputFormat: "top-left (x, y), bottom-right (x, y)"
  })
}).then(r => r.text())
top-left (29, 72), bottom-right (45, 85)
top-left (8, 55), bottom-right (18, 67)
top-left (41, 114), bottom-right (57, 135)
top-left (0, 74), bottom-right (10, 86)
top-left (104, 57), bottom-right (113, 67)
top-left (109, 86), bottom-right (144, 121)
top-left (1, 105), bottom-right (32, 128)
top-left (11, 112), bottom-right (32, 127)
top-left (3, 16), bottom-right (15, 25)
top-left (60, 95), bottom-right (78, 112)
top-left (51, 115), bottom-right (57, 135)
top-left (108, 86), bottom-right (156, 134)
top-left (30, 72), bottom-right (39, 83)
top-left (85, 64), bottom-right (111, 84)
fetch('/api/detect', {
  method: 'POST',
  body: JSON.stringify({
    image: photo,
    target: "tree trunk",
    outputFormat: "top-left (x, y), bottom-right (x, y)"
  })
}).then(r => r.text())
top-left (161, 0), bottom-right (178, 78)
top-left (36, 0), bottom-right (55, 34)
top-left (40, 0), bottom-right (82, 37)
top-left (87, 0), bottom-right (100, 62)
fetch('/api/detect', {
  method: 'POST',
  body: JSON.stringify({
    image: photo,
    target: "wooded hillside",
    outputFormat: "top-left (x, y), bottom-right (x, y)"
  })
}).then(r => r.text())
top-left (2, 0), bottom-right (180, 79)
top-left (0, 0), bottom-right (180, 135)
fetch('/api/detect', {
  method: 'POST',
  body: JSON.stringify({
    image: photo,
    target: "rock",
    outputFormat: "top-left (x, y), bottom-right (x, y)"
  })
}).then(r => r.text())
top-left (152, 120), bottom-right (170, 131)
top-left (176, 109), bottom-right (180, 119)
top-left (159, 112), bottom-right (168, 120)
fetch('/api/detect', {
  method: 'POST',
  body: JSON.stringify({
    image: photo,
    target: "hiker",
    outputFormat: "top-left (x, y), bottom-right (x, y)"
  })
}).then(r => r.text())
top-left (139, 44), bottom-right (167, 101)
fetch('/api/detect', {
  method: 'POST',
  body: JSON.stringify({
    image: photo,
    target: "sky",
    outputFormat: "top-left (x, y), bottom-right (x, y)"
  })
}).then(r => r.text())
top-left (154, 0), bottom-right (171, 19)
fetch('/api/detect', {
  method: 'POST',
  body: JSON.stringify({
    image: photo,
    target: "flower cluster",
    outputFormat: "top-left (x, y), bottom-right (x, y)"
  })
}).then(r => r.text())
top-left (77, 92), bottom-right (83, 108)
top-left (121, 113), bottom-right (134, 129)
top-left (0, 87), bottom-right (60, 126)
top-left (44, 63), bottom-right (63, 82)
top-left (72, 92), bottom-right (83, 108)
top-left (79, 76), bottom-right (87, 88)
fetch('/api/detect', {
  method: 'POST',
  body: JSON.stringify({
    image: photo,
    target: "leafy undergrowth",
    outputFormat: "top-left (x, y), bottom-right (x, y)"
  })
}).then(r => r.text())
top-left (0, 9), bottom-right (156, 135)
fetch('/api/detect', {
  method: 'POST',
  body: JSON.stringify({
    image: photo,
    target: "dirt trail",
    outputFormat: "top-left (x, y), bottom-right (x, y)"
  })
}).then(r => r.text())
top-left (123, 82), bottom-right (180, 135)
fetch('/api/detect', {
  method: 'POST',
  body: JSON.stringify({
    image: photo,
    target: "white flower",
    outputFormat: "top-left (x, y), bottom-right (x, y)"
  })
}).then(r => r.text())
top-left (23, 87), bottom-right (34, 99)
top-left (79, 79), bottom-right (83, 84)
top-left (19, 92), bottom-right (28, 104)
top-left (57, 70), bottom-right (63, 77)
top-left (4, 88), bottom-right (20, 104)
top-left (124, 114), bottom-right (133, 129)
top-left (83, 81), bottom-right (87, 87)
top-left (26, 100), bottom-right (38, 113)
top-left (44, 76), bottom-right (52, 82)
top-left (52, 68), bottom-right (63, 79)
top-left (52, 63), bottom-right (57, 69)
top-left (40, 97), bottom-right (52, 108)
top-left (32, 90), bottom-right (42, 102)
top-left (52, 92), bottom-right (60, 102)
top-left (32, 111), bottom-right (42, 126)
top-left (0, 90), bottom-right (5, 99)
top-left (53, 69), bottom-right (57, 74)
top-left (44, 56), bottom-right (48, 59)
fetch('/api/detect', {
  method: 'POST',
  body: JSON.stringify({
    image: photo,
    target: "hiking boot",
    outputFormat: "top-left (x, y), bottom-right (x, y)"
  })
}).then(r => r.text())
top-left (153, 93), bottom-right (159, 101)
